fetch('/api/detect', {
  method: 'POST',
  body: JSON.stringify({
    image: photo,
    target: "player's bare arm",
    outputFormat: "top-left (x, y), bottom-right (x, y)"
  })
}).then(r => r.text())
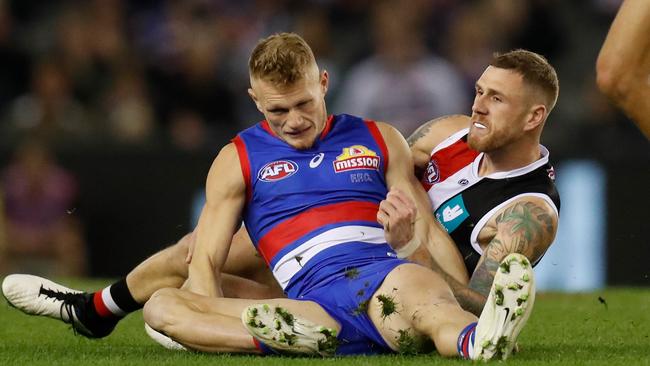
top-left (448, 196), bottom-right (558, 315)
top-left (596, 0), bottom-right (650, 139)
top-left (376, 122), bottom-right (468, 284)
top-left (407, 114), bottom-right (471, 177)
top-left (185, 143), bottom-right (247, 297)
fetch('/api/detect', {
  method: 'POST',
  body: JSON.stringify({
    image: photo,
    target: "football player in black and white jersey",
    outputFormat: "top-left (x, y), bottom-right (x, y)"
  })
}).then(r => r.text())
top-left (380, 49), bottom-right (560, 316)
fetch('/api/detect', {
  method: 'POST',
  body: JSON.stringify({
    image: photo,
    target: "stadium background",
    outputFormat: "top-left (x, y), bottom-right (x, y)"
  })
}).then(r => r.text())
top-left (0, 0), bottom-right (647, 288)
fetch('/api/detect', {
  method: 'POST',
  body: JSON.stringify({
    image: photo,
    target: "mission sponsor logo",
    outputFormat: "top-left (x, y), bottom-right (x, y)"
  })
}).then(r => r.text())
top-left (258, 160), bottom-right (298, 182)
top-left (333, 145), bottom-right (381, 173)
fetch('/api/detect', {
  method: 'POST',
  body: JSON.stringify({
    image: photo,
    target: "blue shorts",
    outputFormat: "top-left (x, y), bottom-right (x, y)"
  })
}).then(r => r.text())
top-left (285, 242), bottom-right (408, 355)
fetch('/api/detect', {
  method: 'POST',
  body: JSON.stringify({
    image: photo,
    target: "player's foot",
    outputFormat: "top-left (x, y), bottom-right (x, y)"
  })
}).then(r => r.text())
top-left (472, 253), bottom-right (536, 361)
top-left (144, 323), bottom-right (188, 351)
top-left (1, 274), bottom-right (117, 338)
top-left (242, 304), bottom-right (339, 356)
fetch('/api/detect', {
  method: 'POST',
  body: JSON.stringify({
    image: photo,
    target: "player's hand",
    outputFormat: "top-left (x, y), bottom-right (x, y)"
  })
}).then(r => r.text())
top-left (377, 187), bottom-right (417, 250)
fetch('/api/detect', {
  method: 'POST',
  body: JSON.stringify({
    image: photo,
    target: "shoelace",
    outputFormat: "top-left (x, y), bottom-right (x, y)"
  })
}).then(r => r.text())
top-left (38, 285), bottom-right (82, 332)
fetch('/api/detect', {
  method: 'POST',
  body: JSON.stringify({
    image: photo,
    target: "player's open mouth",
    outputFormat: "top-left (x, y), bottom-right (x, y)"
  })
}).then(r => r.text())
top-left (473, 122), bottom-right (487, 129)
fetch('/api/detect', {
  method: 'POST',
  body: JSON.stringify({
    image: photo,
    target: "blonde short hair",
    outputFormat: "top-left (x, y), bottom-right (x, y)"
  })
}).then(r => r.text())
top-left (248, 32), bottom-right (317, 86)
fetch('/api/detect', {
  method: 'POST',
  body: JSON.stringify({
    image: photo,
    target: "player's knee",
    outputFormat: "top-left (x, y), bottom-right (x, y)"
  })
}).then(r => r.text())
top-left (143, 288), bottom-right (180, 330)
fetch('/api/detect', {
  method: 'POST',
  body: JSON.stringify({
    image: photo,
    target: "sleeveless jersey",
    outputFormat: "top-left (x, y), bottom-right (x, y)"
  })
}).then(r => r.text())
top-left (421, 128), bottom-right (561, 274)
top-left (232, 114), bottom-right (392, 293)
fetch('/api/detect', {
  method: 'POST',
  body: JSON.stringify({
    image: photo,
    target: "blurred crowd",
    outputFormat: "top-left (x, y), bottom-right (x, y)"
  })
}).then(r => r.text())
top-left (1, 0), bottom-right (642, 151)
top-left (0, 0), bottom-right (646, 276)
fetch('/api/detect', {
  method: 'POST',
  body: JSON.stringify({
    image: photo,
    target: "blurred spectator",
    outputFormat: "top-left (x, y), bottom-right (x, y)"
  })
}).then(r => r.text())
top-left (443, 2), bottom-right (497, 97)
top-left (55, 0), bottom-right (131, 107)
top-left (0, 138), bottom-right (86, 276)
top-left (2, 58), bottom-right (94, 146)
top-left (101, 68), bottom-right (156, 145)
top-left (0, 187), bottom-right (6, 269)
top-left (0, 0), bottom-right (31, 114)
top-left (136, 1), bottom-right (239, 149)
top-left (294, 6), bottom-right (341, 103)
top-left (334, 0), bottom-right (467, 135)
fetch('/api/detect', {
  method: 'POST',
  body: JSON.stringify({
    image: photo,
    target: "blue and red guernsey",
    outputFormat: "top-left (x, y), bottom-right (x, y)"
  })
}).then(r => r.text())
top-left (232, 114), bottom-right (390, 291)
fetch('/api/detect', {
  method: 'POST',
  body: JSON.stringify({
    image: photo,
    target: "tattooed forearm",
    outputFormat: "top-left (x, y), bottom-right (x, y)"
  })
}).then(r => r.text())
top-left (406, 114), bottom-right (466, 147)
top-left (468, 256), bottom-right (500, 298)
top-left (453, 286), bottom-right (488, 316)
top-left (423, 250), bottom-right (488, 316)
top-left (436, 265), bottom-right (489, 316)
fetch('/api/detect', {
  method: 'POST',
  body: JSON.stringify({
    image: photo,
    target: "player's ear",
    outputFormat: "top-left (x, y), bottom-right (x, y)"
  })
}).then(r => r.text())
top-left (248, 88), bottom-right (263, 113)
top-left (524, 104), bottom-right (546, 131)
top-left (320, 70), bottom-right (329, 95)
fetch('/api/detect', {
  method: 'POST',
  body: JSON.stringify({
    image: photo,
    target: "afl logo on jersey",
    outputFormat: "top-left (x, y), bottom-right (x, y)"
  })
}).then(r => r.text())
top-left (333, 145), bottom-right (381, 173)
top-left (425, 160), bottom-right (440, 184)
top-left (258, 160), bottom-right (298, 182)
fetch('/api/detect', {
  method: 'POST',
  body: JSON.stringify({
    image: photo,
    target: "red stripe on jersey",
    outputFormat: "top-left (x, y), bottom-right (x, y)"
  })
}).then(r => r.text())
top-left (93, 291), bottom-right (112, 318)
top-left (261, 120), bottom-right (277, 136)
top-left (232, 136), bottom-right (252, 202)
top-left (319, 115), bottom-right (334, 139)
top-left (365, 120), bottom-right (389, 172)
top-left (257, 201), bottom-right (380, 265)
top-left (422, 138), bottom-right (479, 191)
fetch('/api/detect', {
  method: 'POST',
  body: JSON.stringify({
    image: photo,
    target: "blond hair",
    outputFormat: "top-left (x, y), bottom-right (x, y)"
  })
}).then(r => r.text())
top-left (491, 50), bottom-right (559, 111)
top-left (249, 33), bottom-right (317, 86)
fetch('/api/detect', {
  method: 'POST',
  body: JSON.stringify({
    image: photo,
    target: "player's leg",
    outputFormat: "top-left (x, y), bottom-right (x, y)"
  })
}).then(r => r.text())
top-left (221, 227), bottom-right (283, 299)
top-left (129, 227), bottom-right (279, 301)
top-left (368, 254), bottom-right (535, 360)
top-left (1, 227), bottom-right (281, 338)
top-left (1, 232), bottom-right (195, 338)
top-left (143, 287), bottom-right (339, 354)
top-left (367, 263), bottom-right (477, 357)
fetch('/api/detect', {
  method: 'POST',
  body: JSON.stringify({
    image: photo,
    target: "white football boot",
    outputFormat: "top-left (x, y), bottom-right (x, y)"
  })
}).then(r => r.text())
top-left (1, 274), bottom-right (114, 337)
top-left (242, 304), bottom-right (339, 356)
top-left (472, 253), bottom-right (536, 361)
top-left (144, 323), bottom-right (188, 351)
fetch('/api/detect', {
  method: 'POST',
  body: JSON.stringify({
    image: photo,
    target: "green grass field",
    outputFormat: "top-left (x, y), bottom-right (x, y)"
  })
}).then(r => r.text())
top-left (1, 280), bottom-right (649, 366)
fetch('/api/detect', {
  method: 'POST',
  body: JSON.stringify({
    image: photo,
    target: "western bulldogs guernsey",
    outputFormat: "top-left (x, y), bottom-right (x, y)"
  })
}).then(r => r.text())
top-left (233, 114), bottom-right (407, 354)
top-left (421, 128), bottom-right (561, 274)
top-left (232, 114), bottom-right (399, 291)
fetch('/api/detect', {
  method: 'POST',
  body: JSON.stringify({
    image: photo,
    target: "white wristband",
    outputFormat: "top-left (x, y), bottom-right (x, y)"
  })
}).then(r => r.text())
top-left (395, 237), bottom-right (421, 258)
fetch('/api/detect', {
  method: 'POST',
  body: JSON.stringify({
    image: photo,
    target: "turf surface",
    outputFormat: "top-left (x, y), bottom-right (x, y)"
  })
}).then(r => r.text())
top-left (1, 279), bottom-right (648, 365)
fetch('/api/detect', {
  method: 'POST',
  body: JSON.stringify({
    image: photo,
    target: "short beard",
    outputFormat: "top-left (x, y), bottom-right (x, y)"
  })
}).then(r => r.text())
top-left (468, 128), bottom-right (520, 153)
top-left (467, 133), bottom-right (493, 152)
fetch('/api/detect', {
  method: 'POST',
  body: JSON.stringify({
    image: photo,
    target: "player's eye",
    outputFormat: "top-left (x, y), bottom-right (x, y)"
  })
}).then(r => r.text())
top-left (297, 100), bottom-right (312, 109)
top-left (269, 108), bottom-right (288, 115)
